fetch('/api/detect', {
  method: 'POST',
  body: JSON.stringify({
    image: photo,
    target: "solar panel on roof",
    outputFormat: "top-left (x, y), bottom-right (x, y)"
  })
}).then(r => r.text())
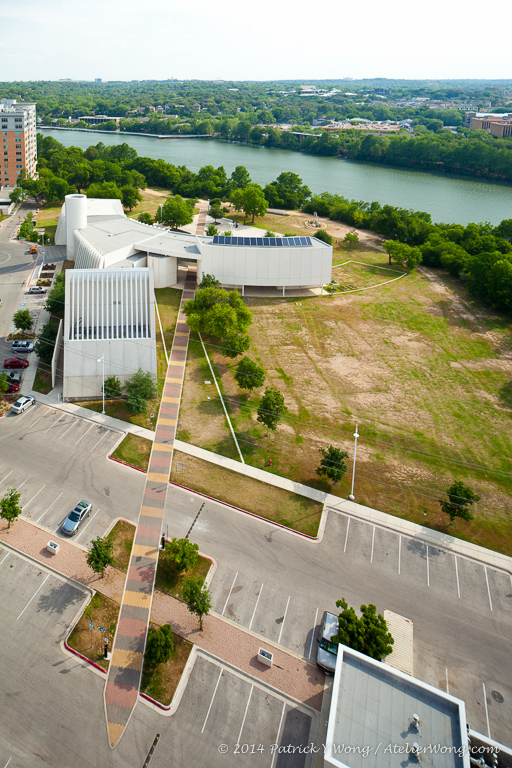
top-left (250, 237), bottom-right (256, 246)
top-left (263, 238), bottom-right (269, 246)
top-left (275, 239), bottom-right (283, 246)
top-left (269, 239), bottom-right (277, 246)
top-left (300, 237), bottom-right (308, 246)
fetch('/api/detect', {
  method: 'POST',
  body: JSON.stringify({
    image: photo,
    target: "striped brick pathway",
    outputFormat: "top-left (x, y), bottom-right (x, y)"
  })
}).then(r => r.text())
top-left (195, 199), bottom-right (208, 235)
top-left (104, 267), bottom-right (197, 749)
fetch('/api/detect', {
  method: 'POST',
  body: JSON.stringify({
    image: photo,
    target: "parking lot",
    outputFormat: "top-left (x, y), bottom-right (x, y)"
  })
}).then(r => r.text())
top-left (0, 402), bottom-right (144, 543)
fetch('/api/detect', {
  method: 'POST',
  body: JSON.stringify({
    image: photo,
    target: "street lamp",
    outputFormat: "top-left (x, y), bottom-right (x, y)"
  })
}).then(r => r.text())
top-left (97, 356), bottom-right (105, 414)
top-left (159, 203), bottom-right (163, 226)
top-left (348, 424), bottom-right (359, 501)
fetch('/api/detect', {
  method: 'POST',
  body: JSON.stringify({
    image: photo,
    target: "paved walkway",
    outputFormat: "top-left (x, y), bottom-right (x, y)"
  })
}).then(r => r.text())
top-left (0, 517), bottom-right (325, 716)
top-left (194, 200), bottom-right (209, 235)
top-left (104, 267), bottom-right (197, 749)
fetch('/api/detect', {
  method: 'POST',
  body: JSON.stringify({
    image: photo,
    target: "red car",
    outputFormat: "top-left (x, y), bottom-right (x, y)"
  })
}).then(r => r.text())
top-left (3, 358), bottom-right (29, 369)
top-left (6, 381), bottom-right (20, 393)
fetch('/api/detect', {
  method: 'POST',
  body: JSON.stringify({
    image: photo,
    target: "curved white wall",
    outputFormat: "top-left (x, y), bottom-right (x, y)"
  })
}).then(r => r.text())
top-left (65, 194), bottom-right (88, 259)
top-left (148, 254), bottom-right (177, 288)
top-left (75, 230), bottom-right (104, 269)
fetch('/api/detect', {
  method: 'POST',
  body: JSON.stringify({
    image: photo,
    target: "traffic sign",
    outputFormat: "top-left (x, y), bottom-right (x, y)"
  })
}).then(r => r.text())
top-left (99, 626), bottom-right (105, 632)
top-left (89, 621), bottom-right (94, 629)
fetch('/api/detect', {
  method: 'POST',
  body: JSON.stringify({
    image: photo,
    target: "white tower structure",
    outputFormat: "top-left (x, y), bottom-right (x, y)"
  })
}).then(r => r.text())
top-left (65, 194), bottom-right (88, 259)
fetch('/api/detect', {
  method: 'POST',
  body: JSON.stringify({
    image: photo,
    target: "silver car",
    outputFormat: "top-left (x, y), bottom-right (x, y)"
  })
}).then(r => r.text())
top-left (11, 395), bottom-right (35, 414)
top-left (316, 611), bottom-right (339, 674)
top-left (61, 500), bottom-right (92, 536)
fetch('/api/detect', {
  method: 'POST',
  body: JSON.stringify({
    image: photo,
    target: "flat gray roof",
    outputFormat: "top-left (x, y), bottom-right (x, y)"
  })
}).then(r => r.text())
top-left (326, 649), bottom-right (467, 768)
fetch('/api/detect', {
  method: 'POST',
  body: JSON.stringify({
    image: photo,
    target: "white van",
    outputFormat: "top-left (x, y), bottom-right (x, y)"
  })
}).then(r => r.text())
top-left (316, 611), bottom-right (339, 674)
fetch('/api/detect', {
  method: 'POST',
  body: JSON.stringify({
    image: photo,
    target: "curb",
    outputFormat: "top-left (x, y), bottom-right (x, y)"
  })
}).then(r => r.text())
top-left (108, 456), bottom-right (146, 474)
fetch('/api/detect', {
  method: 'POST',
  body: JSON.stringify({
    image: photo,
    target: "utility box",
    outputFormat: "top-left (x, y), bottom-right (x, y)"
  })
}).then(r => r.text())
top-left (47, 540), bottom-right (59, 555)
top-left (258, 648), bottom-right (273, 668)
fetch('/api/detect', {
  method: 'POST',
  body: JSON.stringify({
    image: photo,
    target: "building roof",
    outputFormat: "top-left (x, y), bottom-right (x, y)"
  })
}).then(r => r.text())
top-left (325, 647), bottom-right (469, 768)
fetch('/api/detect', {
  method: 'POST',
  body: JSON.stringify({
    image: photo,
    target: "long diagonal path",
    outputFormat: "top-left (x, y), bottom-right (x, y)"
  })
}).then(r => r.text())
top-left (104, 267), bottom-right (197, 749)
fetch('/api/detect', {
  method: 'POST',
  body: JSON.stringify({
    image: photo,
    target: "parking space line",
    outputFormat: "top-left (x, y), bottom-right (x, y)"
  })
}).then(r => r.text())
top-left (74, 423), bottom-right (94, 446)
top-left (27, 413), bottom-right (46, 429)
top-left (36, 491), bottom-right (64, 524)
top-left (398, 535), bottom-right (401, 575)
top-left (222, 571), bottom-right (238, 616)
top-left (44, 413), bottom-right (65, 434)
top-left (454, 556), bottom-right (461, 598)
top-left (59, 418), bottom-right (81, 440)
top-left (3, 757), bottom-right (12, 768)
top-left (0, 470), bottom-right (13, 486)
top-left (15, 477), bottom-right (29, 492)
top-left (484, 567), bottom-right (493, 611)
top-left (24, 484), bottom-right (46, 510)
top-left (201, 668), bottom-right (223, 734)
top-left (237, 685), bottom-right (253, 745)
top-left (16, 573), bottom-right (50, 620)
top-left (308, 608), bottom-right (319, 659)
top-left (90, 430), bottom-right (111, 453)
top-left (370, 525), bottom-right (375, 563)
top-left (0, 551), bottom-right (10, 566)
top-left (426, 545), bottom-right (430, 587)
top-left (270, 701), bottom-right (286, 768)
top-left (483, 682), bottom-right (491, 737)
top-left (277, 596), bottom-right (290, 645)
top-left (249, 583), bottom-right (264, 630)
top-left (76, 508), bottom-right (100, 540)
top-left (343, 518), bottom-right (350, 553)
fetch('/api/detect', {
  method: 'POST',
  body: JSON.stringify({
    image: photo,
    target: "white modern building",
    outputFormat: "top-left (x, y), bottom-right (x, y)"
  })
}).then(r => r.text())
top-left (56, 194), bottom-right (333, 293)
top-left (63, 268), bottom-right (156, 401)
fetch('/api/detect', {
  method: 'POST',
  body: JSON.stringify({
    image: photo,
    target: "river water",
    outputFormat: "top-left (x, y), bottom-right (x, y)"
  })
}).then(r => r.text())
top-left (39, 128), bottom-right (512, 226)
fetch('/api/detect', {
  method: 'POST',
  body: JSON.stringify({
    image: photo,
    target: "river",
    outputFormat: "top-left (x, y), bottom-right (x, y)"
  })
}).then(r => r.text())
top-left (39, 129), bottom-right (512, 226)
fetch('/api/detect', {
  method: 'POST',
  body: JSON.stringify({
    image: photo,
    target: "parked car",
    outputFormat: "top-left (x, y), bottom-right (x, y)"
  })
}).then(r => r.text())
top-left (316, 611), bottom-right (339, 674)
top-left (6, 381), bottom-right (20, 393)
top-left (11, 340), bottom-right (34, 352)
top-left (6, 372), bottom-right (22, 385)
top-left (61, 501), bottom-right (92, 536)
top-left (28, 286), bottom-right (46, 294)
top-left (4, 357), bottom-right (29, 369)
top-left (11, 395), bottom-right (35, 414)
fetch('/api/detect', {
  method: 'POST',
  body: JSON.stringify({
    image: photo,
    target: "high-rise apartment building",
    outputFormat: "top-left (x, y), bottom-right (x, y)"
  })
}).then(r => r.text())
top-left (0, 99), bottom-right (37, 188)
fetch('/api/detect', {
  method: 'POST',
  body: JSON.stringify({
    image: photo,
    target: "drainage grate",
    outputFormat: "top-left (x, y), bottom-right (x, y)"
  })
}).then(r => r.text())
top-left (491, 690), bottom-right (504, 703)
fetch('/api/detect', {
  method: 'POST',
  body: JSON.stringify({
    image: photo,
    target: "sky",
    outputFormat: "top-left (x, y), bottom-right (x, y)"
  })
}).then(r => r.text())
top-left (1, 0), bottom-right (511, 82)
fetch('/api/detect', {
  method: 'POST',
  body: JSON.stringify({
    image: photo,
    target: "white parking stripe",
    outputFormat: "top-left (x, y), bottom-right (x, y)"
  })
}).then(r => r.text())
top-left (308, 608), bottom-right (319, 659)
top-left (201, 668), bottom-right (223, 733)
top-left (426, 545), bottom-right (430, 587)
top-left (44, 413), bottom-right (65, 434)
top-left (59, 419), bottom-right (80, 440)
top-left (0, 470), bottom-right (13, 486)
top-left (270, 702), bottom-right (286, 768)
top-left (370, 525), bottom-right (375, 563)
top-left (483, 682), bottom-right (491, 737)
top-left (237, 685), bottom-right (253, 745)
top-left (16, 573), bottom-right (50, 620)
top-left (445, 667), bottom-right (450, 694)
top-left (0, 551), bottom-right (10, 566)
top-left (454, 556), bottom-right (461, 598)
top-left (222, 571), bottom-right (238, 616)
top-left (15, 477), bottom-right (29, 492)
top-left (90, 430), bottom-right (111, 453)
top-left (398, 535), bottom-right (401, 575)
top-left (3, 757), bottom-right (12, 768)
top-left (36, 491), bottom-right (63, 524)
top-left (76, 509), bottom-right (100, 539)
top-left (277, 596), bottom-right (290, 644)
top-left (249, 583), bottom-right (264, 630)
top-left (27, 414), bottom-right (45, 429)
top-left (24, 484), bottom-right (46, 510)
top-left (343, 518), bottom-right (350, 553)
top-left (74, 423), bottom-right (94, 446)
top-left (484, 567), bottom-right (493, 611)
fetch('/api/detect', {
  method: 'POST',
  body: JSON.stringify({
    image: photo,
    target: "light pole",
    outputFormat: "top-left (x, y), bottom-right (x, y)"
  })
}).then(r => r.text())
top-left (97, 356), bottom-right (105, 414)
top-left (348, 424), bottom-right (359, 501)
top-left (159, 203), bottom-right (163, 226)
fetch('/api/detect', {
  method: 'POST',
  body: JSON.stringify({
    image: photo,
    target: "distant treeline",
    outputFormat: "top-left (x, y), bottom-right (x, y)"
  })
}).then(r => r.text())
top-left (22, 135), bottom-right (512, 313)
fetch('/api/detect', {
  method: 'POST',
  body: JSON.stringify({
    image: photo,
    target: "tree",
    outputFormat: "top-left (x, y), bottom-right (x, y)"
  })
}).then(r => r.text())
top-left (184, 287), bottom-right (252, 341)
top-left (199, 273), bottom-right (220, 289)
top-left (239, 184), bottom-right (268, 223)
top-left (205, 224), bottom-right (218, 236)
top-left (344, 231), bottom-right (359, 244)
top-left (316, 446), bottom-right (349, 485)
top-left (34, 322), bottom-right (58, 363)
top-left (331, 597), bottom-right (394, 660)
top-left (234, 356), bottom-right (265, 394)
top-left (0, 488), bottom-right (22, 529)
top-left (383, 240), bottom-right (422, 268)
top-left (102, 375), bottom-right (122, 399)
top-left (0, 374), bottom-right (10, 395)
top-left (12, 309), bottom-right (33, 333)
top-left (45, 271), bottom-right (65, 316)
top-left (161, 195), bottom-right (194, 229)
top-left (314, 229), bottom-right (333, 245)
top-left (137, 212), bottom-right (153, 225)
top-left (182, 577), bottom-right (212, 630)
top-left (164, 538), bottom-right (199, 574)
top-left (222, 331), bottom-right (250, 359)
top-left (125, 369), bottom-right (157, 415)
top-left (230, 165), bottom-right (251, 190)
top-left (209, 203), bottom-right (223, 223)
top-left (9, 187), bottom-right (26, 205)
top-left (121, 185), bottom-right (142, 211)
top-left (86, 181), bottom-right (122, 200)
top-left (440, 481), bottom-right (480, 523)
top-left (86, 536), bottom-right (115, 577)
top-left (257, 387), bottom-right (286, 436)
top-left (264, 172), bottom-right (311, 210)
top-left (144, 625), bottom-right (174, 666)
